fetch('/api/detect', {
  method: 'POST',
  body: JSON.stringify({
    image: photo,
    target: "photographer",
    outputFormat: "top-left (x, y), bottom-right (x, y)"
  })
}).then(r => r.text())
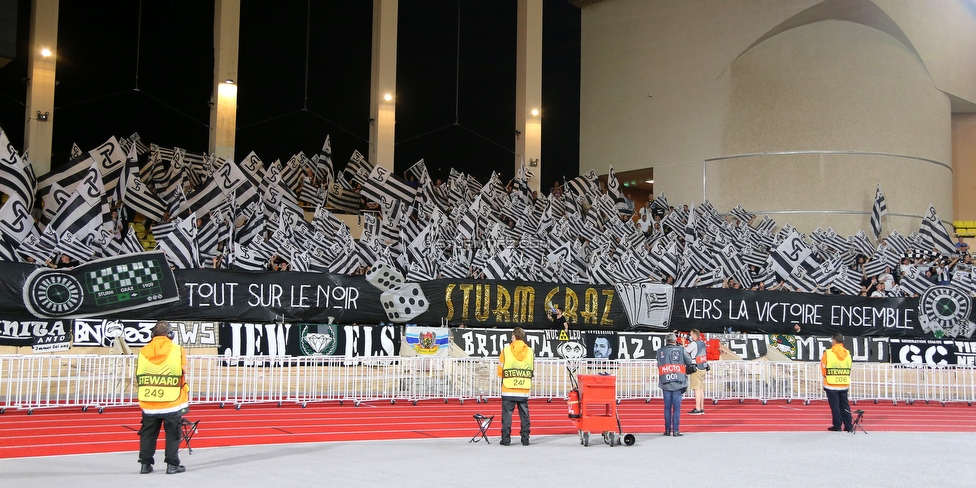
top-left (684, 329), bottom-right (709, 415)
top-left (657, 333), bottom-right (695, 437)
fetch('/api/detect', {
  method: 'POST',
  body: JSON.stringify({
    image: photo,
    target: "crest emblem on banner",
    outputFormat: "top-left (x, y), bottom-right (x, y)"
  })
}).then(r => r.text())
top-left (768, 334), bottom-right (797, 359)
top-left (406, 327), bottom-right (449, 356)
top-left (918, 286), bottom-right (975, 339)
top-left (419, 331), bottom-right (435, 350)
top-left (299, 323), bottom-right (338, 356)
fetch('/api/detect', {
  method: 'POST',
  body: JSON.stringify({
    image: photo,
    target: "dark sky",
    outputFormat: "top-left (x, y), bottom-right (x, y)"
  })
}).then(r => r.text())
top-left (0, 0), bottom-right (580, 186)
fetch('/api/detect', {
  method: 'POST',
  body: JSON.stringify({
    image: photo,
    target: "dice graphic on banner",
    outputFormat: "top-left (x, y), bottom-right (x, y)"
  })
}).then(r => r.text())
top-left (380, 283), bottom-right (429, 322)
top-left (366, 262), bottom-right (404, 291)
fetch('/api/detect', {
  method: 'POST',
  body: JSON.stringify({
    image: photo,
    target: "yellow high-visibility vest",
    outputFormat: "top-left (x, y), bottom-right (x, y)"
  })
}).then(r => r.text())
top-left (501, 344), bottom-right (534, 394)
top-left (823, 349), bottom-right (852, 389)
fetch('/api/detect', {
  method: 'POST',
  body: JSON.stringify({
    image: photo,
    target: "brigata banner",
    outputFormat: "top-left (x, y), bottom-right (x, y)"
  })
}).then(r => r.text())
top-left (0, 262), bottom-right (973, 338)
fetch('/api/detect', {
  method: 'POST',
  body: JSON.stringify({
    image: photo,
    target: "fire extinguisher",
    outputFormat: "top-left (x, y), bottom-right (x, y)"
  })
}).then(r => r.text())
top-left (568, 388), bottom-right (581, 418)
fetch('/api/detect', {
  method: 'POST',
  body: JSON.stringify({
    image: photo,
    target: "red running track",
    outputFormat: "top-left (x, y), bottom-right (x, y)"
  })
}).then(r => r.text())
top-left (2, 399), bottom-right (974, 459)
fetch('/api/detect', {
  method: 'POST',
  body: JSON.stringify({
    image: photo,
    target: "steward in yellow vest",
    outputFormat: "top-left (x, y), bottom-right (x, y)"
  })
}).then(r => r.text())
top-left (497, 327), bottom-right (534, 445)
top-left (136, 322), bottom-right (189, 474)
top-left (820, 333), bottom-right (853, 432)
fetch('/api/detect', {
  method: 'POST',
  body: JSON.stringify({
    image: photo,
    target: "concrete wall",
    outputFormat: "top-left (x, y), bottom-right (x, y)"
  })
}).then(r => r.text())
top-left (580, 0), bottom-right (976, 234)
top-left (955, 114), bottom-right (976, 222)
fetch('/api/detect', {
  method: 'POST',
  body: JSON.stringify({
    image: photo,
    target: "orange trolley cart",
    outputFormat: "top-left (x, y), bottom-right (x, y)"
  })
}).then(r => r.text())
top-left (567, 369), bottom-right (635, 447)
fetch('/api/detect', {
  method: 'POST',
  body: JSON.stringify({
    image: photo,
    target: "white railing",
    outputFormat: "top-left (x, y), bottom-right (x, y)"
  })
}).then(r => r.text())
top-left (2, 355), bottom-right (975, 413)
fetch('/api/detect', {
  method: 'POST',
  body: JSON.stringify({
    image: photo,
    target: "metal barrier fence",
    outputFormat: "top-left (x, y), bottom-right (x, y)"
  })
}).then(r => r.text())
top-left (2, 355), bottom-right (975, 413)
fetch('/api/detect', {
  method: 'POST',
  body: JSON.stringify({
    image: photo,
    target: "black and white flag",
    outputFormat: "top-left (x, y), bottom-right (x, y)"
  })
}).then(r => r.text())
top-left (123, 173), bottom-right (167, 222)
top-left (769, 231), bottom-right (819, 289)
top-left (340, 149), bottom-right (373, 189)
top-left (157, 215), bottom-right (199, 269)
top-left (870, 183), bottom-right (887, 240)
top-left (361, 165), bottom-right (419, 208)
top-left (88, 136), bottom-right (126, 197)
top-left (0, 129), bottom-right (36, 209)
top-left (729, 204), bottom-right (755, 225)
top-left (314, 135), bottom-right (334, 187)
top-left (327, 182), bottom-right (361, 214)
top-left (49, 162), bottom-right (105, 239)
top-left (0, 194), bottom-right (35, 243)
top-left (919, 205), bottom-right (955, 255)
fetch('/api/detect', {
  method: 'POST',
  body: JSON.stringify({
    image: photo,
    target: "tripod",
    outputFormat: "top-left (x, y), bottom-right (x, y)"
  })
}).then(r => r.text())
top-left (849, 409), bottom-right (867, 434)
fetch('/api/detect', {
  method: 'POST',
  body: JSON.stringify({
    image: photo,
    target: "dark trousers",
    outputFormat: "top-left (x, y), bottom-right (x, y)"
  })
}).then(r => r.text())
top-left (501, 396), bottom-right (530, 443)
top-left (138, 412), bottom-right (183, 466)
top-left (663, 389), bottom-right (684, 433)
top-left (825, 388), bottom-right (853, 431)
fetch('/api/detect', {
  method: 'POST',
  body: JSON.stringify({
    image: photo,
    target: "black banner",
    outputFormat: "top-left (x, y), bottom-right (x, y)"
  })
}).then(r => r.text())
top-left (218, 323), bottom-right (400, 363)
top-left (2, 262), bottom-right (975, 339)
top-left (218, 322), bottom-right (294, 362)
top-left (452, 328), bottom-right (585, 359)
top-left (954, 341), bottom-right (976, 367)
top-left (763, 334), bottom-right (889, 362)
top-left (73, 319), bottom-right (155, 347)
top-left (287, 324), bottom-right (401, 358)
top-left (585, 331), bottom-right (618, 359)
top-left (671, 288), bottom-right (933, 338)
top-left (616, 332), bottom-right (671, 359)
top-left (0, 319), bottom-right (71, 351)
top-left (889, 338), bottom-right (957, 367)
top-left (22, 252), bottom-right (180, 319)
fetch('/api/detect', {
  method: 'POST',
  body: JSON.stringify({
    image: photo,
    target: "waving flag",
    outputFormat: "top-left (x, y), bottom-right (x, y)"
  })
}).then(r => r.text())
top-left (312, 135), bottom-right (334, 186)
top-left (870, 184), bottom-right (887, 240)
top-left (0, 130), bottom-right (37, 209)
top-left (919, 205), bottom-right (955, 255)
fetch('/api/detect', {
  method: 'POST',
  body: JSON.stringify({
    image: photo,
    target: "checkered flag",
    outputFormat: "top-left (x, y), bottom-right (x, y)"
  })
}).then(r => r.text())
top-left (870, 183), bottom-right (887, 240)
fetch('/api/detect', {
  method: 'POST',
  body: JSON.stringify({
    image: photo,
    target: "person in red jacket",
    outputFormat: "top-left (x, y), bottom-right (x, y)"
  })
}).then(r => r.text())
top-left (136, 322), bottom-right (189, 474)
top-left (497, 327), bottom-right (535, 446)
